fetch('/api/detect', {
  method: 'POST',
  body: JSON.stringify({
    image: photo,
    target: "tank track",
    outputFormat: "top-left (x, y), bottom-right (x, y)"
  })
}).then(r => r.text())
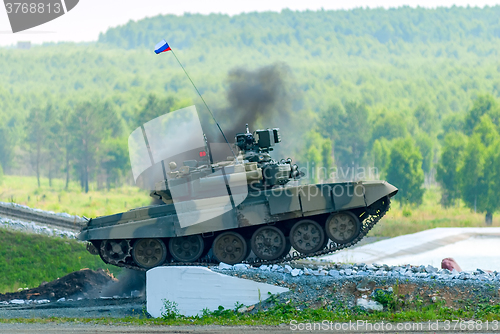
top-left (100, 198), bottom-right (391, 271)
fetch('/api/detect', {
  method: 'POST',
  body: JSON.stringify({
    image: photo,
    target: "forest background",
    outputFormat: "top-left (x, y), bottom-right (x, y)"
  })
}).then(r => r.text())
top-left (1, 6), bottom-right (500, 223)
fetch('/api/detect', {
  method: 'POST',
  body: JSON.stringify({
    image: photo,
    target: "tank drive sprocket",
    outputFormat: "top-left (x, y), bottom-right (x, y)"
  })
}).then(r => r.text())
top-left (99, 239), bottom-right (131, 265)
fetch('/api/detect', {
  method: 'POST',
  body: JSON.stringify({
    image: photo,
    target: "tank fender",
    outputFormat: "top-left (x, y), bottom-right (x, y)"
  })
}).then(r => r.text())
top-left (78, 217), bottom-right (176, 240)
top-left (363, 181), bottom-right (398, 206)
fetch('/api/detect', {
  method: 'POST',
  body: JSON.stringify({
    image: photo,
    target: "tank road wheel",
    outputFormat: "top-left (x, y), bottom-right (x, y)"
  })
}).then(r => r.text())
top-left (212, 231), bottom-right (248, 265)
top-left (281, 237), bottom-right (292, 258)
top-left (251, 226), bottom-right (287, 261)
top-left (100, 239), bottom-right (131, 264)
top-left (325, 211), bottom-right (361, 245)
top-left (132, 238), bottom-right (167, 269)
top-left (289, 219), bottom-right (326, 254)
top-left (168, 235), bottom-right (204, 263)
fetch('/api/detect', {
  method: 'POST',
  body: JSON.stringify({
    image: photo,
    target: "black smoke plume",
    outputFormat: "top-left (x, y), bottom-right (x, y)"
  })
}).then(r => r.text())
top-left (205, 63), bottom-right (297, 160)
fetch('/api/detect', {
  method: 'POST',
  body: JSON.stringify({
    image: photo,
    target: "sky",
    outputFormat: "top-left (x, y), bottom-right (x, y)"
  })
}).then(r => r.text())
top-left (1, 0), bottom-right (500, 46)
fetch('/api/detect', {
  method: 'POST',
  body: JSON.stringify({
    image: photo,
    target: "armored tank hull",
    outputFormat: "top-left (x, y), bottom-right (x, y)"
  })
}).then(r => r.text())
top-left (78, 106), bottom-right (397, 270)
top-left (79, 180), bottom-right (396, 270)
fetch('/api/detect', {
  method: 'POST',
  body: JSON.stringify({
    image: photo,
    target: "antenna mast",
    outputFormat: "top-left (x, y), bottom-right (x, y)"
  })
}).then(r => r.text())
top-left (155, 40), bottom-right (238, 163)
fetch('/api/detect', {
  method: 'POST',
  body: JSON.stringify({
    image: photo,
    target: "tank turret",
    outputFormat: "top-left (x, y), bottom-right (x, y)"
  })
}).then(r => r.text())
top-left (236, 125), bottom-right (300, 187)
top-left (150, 125), bottom-right (300, 204)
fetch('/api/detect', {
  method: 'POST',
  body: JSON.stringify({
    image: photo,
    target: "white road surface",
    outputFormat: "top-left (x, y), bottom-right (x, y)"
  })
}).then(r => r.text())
top-left (321, 227), bottom-right (500, 271)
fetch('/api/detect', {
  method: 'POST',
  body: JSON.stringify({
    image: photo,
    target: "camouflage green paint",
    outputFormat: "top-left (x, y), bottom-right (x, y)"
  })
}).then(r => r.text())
top-left (78, 180), bottom-right (397, 241)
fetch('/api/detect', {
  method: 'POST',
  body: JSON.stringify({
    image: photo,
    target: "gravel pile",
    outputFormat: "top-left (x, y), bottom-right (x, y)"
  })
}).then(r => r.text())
top-left (0, 201), bottom-right (80, 237)
top-left (0, 217), bottom-right (76, 238)
top-left (0, 262), bottom-right (498, 317)
top-left (212, 262), bottom-right (500, 312)
top-left (214, 262), bottom-right (500, 282)
top-left (0, 201), bottom-right (83, 221)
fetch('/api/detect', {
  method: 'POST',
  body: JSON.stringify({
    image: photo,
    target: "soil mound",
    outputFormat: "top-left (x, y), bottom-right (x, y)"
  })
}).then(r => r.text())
top-left (0, 269), bottom-right (116, 302)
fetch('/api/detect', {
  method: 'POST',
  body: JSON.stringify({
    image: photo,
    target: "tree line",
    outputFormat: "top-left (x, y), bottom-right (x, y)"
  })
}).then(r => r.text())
top-left (19, 94), bottom-right (183, 192)
top-left (309, 93), bottom-right (500, 224)
top-left (1, 7), bottom-right (500, 222)
top-left (437, 95), bottom-right (500, 224)
top-left (99, 6), bottom-right (500, 49)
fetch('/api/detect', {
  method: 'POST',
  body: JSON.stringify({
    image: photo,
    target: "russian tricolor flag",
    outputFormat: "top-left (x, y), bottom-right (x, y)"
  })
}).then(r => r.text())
top-left (154, 40), bottom-right (171, 54)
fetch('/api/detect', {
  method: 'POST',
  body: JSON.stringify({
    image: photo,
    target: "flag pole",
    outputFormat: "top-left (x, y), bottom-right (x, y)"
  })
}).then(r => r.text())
top-left (169, 48), bottom-right (239, 163)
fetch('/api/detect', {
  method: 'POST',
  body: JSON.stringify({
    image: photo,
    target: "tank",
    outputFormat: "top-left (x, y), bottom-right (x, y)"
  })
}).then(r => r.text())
top-left (78, 106), bottom-right (398, 270)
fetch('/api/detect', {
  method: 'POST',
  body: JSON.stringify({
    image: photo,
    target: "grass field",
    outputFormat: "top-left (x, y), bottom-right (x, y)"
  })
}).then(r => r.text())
top-left (369, 187), bottom-right (500, 238)
top-left (0, 228), bottom-right (120, 293)
top-left (0, 175), bottom-right (151, 218)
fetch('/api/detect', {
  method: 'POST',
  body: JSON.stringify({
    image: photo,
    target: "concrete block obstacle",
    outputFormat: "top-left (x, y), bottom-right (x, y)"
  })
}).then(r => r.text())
top-left (146, 266), bottom-right (289, 317)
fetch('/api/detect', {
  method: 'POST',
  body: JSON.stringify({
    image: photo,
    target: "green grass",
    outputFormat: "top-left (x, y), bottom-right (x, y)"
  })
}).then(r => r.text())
top-left (0, 175), bottom-right (151, 218)
top-left (0, 229), bottom-right (120, 293)
top-left (0, 300), bottom-right (498, 325)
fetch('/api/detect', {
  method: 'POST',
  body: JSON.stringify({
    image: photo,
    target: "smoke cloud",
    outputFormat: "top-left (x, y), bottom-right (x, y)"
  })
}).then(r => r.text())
top-left (224, 63), bottom-right (293, 137)
top-left (100, 269), bottom-right (146, 298)
top-left (204, 63), bottom-right (297, 160)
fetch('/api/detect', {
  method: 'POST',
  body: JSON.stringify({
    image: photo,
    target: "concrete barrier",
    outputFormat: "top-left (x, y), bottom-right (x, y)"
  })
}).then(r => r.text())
top-left (146, 266), bottom-right (289, 317)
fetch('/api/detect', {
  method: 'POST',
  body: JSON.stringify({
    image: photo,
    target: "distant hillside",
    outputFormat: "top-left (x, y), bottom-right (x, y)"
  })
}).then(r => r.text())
top-left (2, 7), bottom-right (500, 185)
top-left (92, 7), bottom-right (500, 119)
top-left (98, 7), bottom-right (500, 50)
